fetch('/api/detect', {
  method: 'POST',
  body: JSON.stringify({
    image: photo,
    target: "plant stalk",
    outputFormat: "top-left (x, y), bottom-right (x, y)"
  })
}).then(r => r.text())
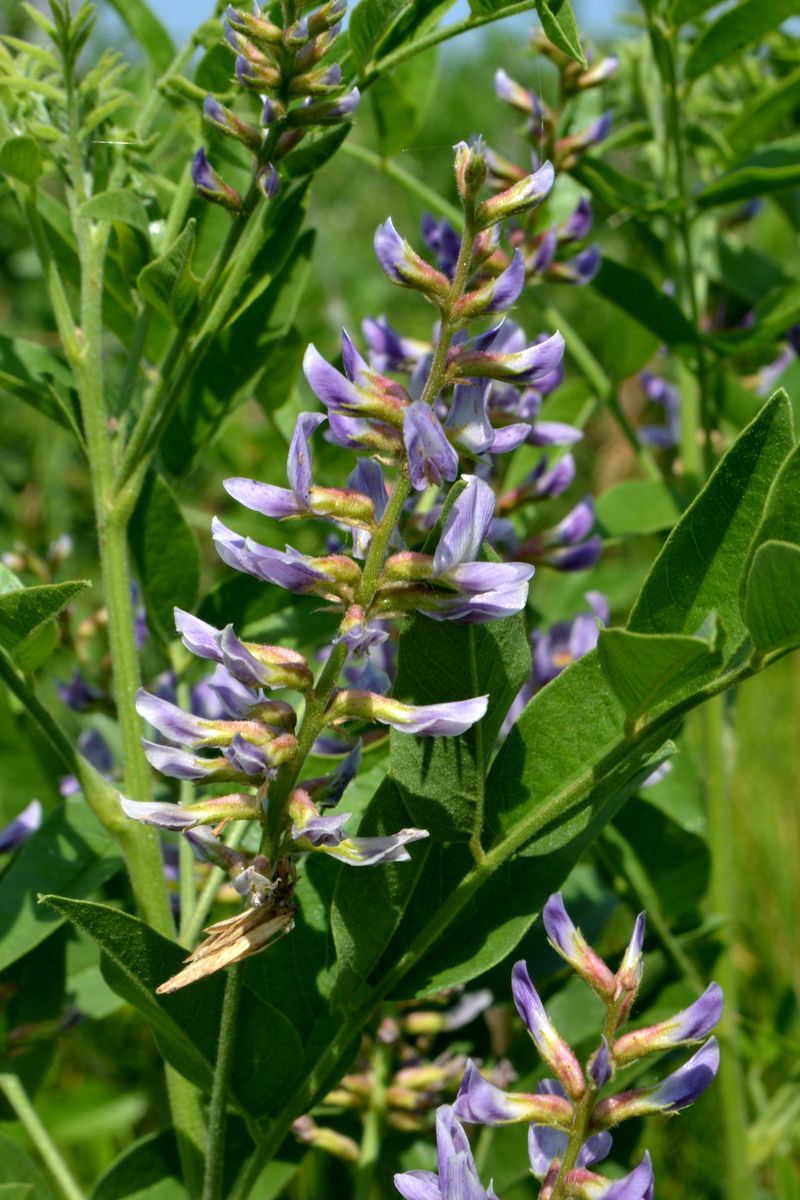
top-left (0, 1075), bottom-right (86, 1200)
top-left (202, 962), bottom-right (245, 1200)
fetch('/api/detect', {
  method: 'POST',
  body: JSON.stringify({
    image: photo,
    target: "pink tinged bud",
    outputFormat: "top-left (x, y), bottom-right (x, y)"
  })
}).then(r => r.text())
top-left (256, 163), bottom-right (280, 199)
top-left (511, 961), bottom-right (586, 1099)
top-left (373, 219), bottom-right (450, 300)
top-left (191, 149), bottom-right (243, 215)
top-left (288, 789), bottom-right (428, 865)
top-left (450, 330), bottom-right (565, 387)
top-left (477, 161), bottom-right (555, 228)
top-left (120, 793), bottom-right (259, 831)
top-left (325, 689), bottom-right (488, 736)
top-left (289, 63), bottom-right (343, 97)
top-left (454, 1059), bottom-right (574, 1128)
top-left (614, 911), bottom-right (646, 1015)
top-left (578, 55), bottom-right (619, 89)
top-left (542, 893), bottom-right (617, 999)
top-left (563, 1152), bottom-right (653, 1199)
top-left (202, 94), bottom-right (261, 151)
top-left (494, 68), bottom-right (535, 114)
top-left (614, 983), bottom-right (724, 1065)
top-left (235, 54), bottom-right (281, 91)
top-left (454, 250), bottom-right (526, 320)
top-left (485, 145), bottom-right (527, 187)
top-left (592, 1038), bottom-right (720, 1128)
top-left (224, 5), bottom-right (283, 46)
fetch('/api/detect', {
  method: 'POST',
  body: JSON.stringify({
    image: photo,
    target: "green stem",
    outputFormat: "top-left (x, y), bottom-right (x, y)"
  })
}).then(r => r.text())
top-left (705, 692), bottom-right (753, 1200)
top-left (202, 963), bottom-right (245, 1200)
top-left (357, 1), bottom-right (539, 89)
top-left (341, 141), bottom-right (463, 226)
top-left (0, 1075), bottom-right (86, 1200)
top-left (353, 1040), bottom-right (391, 1200)
top-left (549, 1086), bottom-right (594, 1200)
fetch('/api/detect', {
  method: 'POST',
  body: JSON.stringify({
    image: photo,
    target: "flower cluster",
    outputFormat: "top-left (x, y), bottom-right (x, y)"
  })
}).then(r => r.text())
top-left (192, 0), bottom-right (359, 213)
top-left (397, 894), bottom-right (722, 1199)
top-left (123, 136), bottom-right (570, 989)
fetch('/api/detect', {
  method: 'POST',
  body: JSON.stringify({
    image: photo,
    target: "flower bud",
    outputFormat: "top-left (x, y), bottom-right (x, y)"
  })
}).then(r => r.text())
top-left (256, 162), bottom-right (280, 199)
top-left (541, 893), bottom-right (617, 1000)
top-left (286, 88), bottom-right (360, 126)
top-left (292, 1117), bottom-right (359, 1163)
top-left (454, 138), bottom-right (487, 203)
top-left (512, 961), bottom-right (586, 1100)
top-left (373, 219), bottom-right (450, 301)
top-left (592, 1039), bottom-right (720, 1128)
top-left (202, 94), bottom-right (261, 151)
top-left (190, 149), bottom-right (243, 214)
top-left (477, 161), bottom-right (554, 229)
top-left (224, 5), bottom-right (283, 48)
top-left (614, 983), bottom-right (724, 1065)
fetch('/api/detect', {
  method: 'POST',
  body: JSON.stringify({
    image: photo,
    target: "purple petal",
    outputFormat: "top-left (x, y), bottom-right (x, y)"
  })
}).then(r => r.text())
top-left (206, 663), bottom-right (261, 718)
top-left (490, 424), bottom-right (530, 453)
top-left (174, 608), bottom-right (224, 663)
top-left (373, 217), bottom-right (408, 283)
top-left (223, 733), bottom-right (274, 777)
top-left (303, 344), bottom-right (363, 413)
top-left (533, 229), bottom-right (557, 274)
top-left (403, 401), bottom-right (459, 492)
top-left (528, 421), bottom-right (583, 447)
top-left (211, 518), bottom-right (327, 592)
top-left (486, 249), bottom-right (526, 312)
top-left (589, 1037), bottom-right (613, 1089)
top-left (120, 797), bottom-right (201, 830)
top-left (545, 536), bottom-right (603, 571)
top-left (224, 478), bottom-right (305, 520)
top-left (577, 1132), bottom-right (613, 1168)
top-left (422, 581), bottom-right (532, 624)
top-left (528, 1123), bottom-right (568, 1180)
top-left (384, 695), bottom-right (489, 736)
top-left (455, 1060), bottom-right (573, 1127)
top-left (393, 1171), bottom-right (441, 1200)
top-left (444, 384), bottom-right (494, 456)
top-left (0, 799), bottom-right (42, 854)
top-left (142, 739), bottom-right (231, 782)
top-left (561, 196), bottom-right (593, 241)
top-left (432, 475), bottom-right (495, 576)
top-left (135, 689), bottom-right (208, 745)
top-left (615, 983), bottom-right (723, 1063)
top-left (288, 411), bottom-right (326, 504)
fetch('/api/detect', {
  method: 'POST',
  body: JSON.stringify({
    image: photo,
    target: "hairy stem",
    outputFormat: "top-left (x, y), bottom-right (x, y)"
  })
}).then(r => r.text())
top-left (202, 963), bottom-right (245, 1200)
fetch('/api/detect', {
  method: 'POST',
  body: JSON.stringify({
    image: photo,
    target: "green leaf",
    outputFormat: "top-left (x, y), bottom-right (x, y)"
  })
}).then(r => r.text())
top-left (41, 896), bottom-right (303, 1117)
top-left (745, 541), bottom-right (800, 657)
top-left (670, 0), bottom-right (722, 23)
top-left (534, 0), bottom-right (586, 68)
top-left (349, 0), bottom-right (404, 68)
top-left (0, 579), bottom-right (89, 654)
top-left (595, 480), bottom-right (683, 537)
top-left (0, 1186), bottom-right (34, 1199)
top-left (0, 334), bottom-right (81, 438)
top-left (0, 798), bottom-right (122, 972)
top-left (79, 189), bottom-right (150, 234)
top-left (697, 137), bottom-right (800, 209)
top-left (604, 800), bottom-right (710, 920)
top-left (751, 441), bottom-right (800, 548)
top-left (569, 157), bottom-right (666, 215)
top-left (627, 392), bottom-right (794, 652)
top-left (160, 216), bottom-right (313, 476)
top-left (0, 135), bottom-right (42, 184)
top-left (685, 0), bottom-right (800, 82)
top-left (589, 258), bottom-right (697, 354)
top-left (389, 603), bottom-right (531, 840)
top-left (0, 932), bottom-right (67, 1109)
top-left (103, 0), bottom-right (175, 71)
top-left (128, 472), bottom-right (200, 642)
top-left (0, 1133), bottom-right (54, 1200)
top-left (91, 1130), bottom-right (186, 1200)
top-left (137, 221), bottom-right (199, 326)
top-left (726, 66), bottom-right (800, 157)
top-left (284, 126), bottom-right (351, 178)
top-left (369, 53), bottom-right (438, 156)
top-left (597, 614), bottom-right (724, 730)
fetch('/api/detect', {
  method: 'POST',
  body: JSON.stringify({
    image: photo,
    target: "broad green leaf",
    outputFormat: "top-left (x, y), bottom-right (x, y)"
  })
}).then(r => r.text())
top-left (589, 258), bottom-right (697, 354)
top-left (534, 0), bottom-right (586, 68)
top-left (0, 1133), bottom-right (53, 1199)
top-left (726, 67), bottom-right (800, 157)
top-left (103, 0), bottom-right (175, 71)
top-left (605, 804), bottom-right (710, 921)
top-left (697, 137), bottom-right (800, 209)
top-left (91, 1131), bottom-right (186, 1200)
top-left (369, 52), bottom-right (438, 156)
top-left (745, 541), bottom-right (800, 657)
top-left (0, 798), bottom-right (122, 972)
top-left (137, 220), bottom-right (199, 326)
top-left (284, 126), bottom-right (351, 178)
top-left (0, 1186), bottom-right (34, 1199)
top-left (128, 472), bottom-right (200, 642)
top-left (392, 658), bottom-right (671, 997)
top-left (0, 579), bottom-right (89, 653)
top-left (160, 206), bottom-right (312, 476)
top-left (12, 619), bottom-right (59, 673)
top-left (597, 615), bottom-right (723, 729)
top-left (41, 896), bottom-right (303, 1117)
top-left (389, 604), bottom-right (531, 839)
top-left (79, 189), bottom-right (150, 234)
top-left (627, 392), bottom-right (794, 651)
top-left (670, 0), bottom-right (722, 22)
top-left (568, 157), bottom-right (665, 215)
top-left (751, 442), bottom-right (800, 548)
top-left (595, 480), bottom-right (683, 537)
top-left (0, 334), bottom-right (81, 437)
top-left (685, 0), bottom-right (800, 82)
top-left (0, 135), bottom-right (42, 184)
top-left (349, 0), bottom-right (404, 67)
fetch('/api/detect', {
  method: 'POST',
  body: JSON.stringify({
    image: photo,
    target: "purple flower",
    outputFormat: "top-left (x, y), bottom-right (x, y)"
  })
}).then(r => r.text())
top-left (141, 740), bottom-right (239, 783)
top-left (593, 1039), bottom-right (720, 1127)
top-left (614, 983), bottom-right (724, 1065)
top-left (421, 214), bottom-right (461, 278)
top-left (512, 960), bottom-right (585, 1098)
top-left (528, 1082), bottom-right (612, 1179)
top-left (451, 329), bottom-right (565, 387)
top-left (552, 244), bottom-right (601, 285)
top-left (589, 1037), bottom-right (613, 1089)
top-left (542, 892), bottom-right (617, 998)
top-left (121, 793), bottom-right (259, 831)
top-left (225, 412), bottom-right (327, 521)
top-left (444, 384), bottom-right (527, 458)
top-left (327, 689), bottom-right (489, 736)
top-left (191, 148), bottom-right (243, 214)
top-left (57, 670), bottom-right (103, 712)
top-left (564, 1153), bottom-right (654, 1200)
top-left (403, 401), bottom-right (460, 491)
top-left (0, 799), bottom-right (42, 854)
top-left (561, 197), bottom-right (594, 241)
top-left (454, 1059), bottom-right (574, 1128)
top-left (477, 161), bottom-right (555, 227)
top-left (362, 315), bottom-right (427, 373)
top-left (59, 728), bottom-right (115, 797)
top-left (533, 592), bottom-right (608, 688)
top-left (639, 371), bottom-right (680, 448)
top-left (211, 518), bottom-right (349, 596)
top-left (302, 742), bottom-right (362, 809)
top-left (374, 219), bottom-right (449, 299)
top-left (494, 67), bottom-right (537, 114)
top-left (289, 791), bottom-right (428, 866)
top-left (394, 1105), bottom-right (499, 1200)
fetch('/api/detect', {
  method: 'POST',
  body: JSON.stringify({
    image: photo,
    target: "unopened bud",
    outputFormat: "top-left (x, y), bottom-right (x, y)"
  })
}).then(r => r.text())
top-left (191, 148), bottom-right (243, 215)
top-left (454, 138), bottom-right (487, 203)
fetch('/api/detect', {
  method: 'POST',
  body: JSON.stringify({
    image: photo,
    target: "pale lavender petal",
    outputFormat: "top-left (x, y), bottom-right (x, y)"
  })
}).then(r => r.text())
top-left (444, 384), bottom-right (494, 456)
top-left (224, 477), bottom-right (305, 519)
top-left (219, 625), bottom-right (272, 688)
top-left (393, 1171), bottom-right (441, 1200)
top-left (577, 1133), bottom-right (613, 1168)
top-left (432, 475), bottom-right (495, 575)
top-left (121, 797), bottom-right (199, 831)
top-left (174, 608), bottom-right (224, 663)
top-left (562, 244), bottom-right (601, 285)
top-left (403, 401), bottom-right (459, 491)
top-left (442, 562), bottom-right (534, 594)
top-left (288, 411), bottom-right (326, 503)
top-left (561, 196), bottom-right (593, 241)
top-left (135, 689), bottom-right (208, 745)
top-left (0, 799), bottom-right (42, 853)
top-left (374, 217), bottom-right (408, 283)
top-left (223, 733), bottom-right (274, 776)
top-left (212, 518), bottom-right (327, 592)
top-left (528, 421), bottom-right (583, 446)
top-left (528, 1124), bottom-right (568, 1179)
top-left (589, 1037), bottom-right (613, 1089)
top-left (490, 424), bottom-right (530, 453)
top-left (386, 695), bottom-right (489, 736)
top-left (545, 537), bottom-right (603, 571)
top-left (142, 739), bottom-right (229, 782)
top-left (422, 581), bottom-right (531, 624)
top-left (206, 663), bottom-right (261, 718)
top-left (303, 344), bottom-right (363, 412)
top-left (487, 250), bottom-right (525, 312)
